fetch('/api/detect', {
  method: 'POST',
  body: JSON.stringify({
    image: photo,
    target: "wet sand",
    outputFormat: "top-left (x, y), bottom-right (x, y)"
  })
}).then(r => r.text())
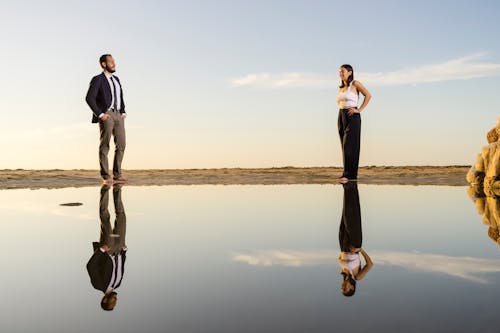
top-left (0, 166), bottom-right (470, 189)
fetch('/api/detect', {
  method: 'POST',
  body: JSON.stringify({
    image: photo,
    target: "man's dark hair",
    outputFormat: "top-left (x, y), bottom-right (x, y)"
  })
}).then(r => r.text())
top-left (99, 54), bottom-right (112, 67)
top-left (101, 291), bottom-right (117, 311)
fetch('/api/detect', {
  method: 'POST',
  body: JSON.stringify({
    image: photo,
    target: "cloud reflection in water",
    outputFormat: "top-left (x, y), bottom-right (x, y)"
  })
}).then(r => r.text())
top-left (233, 250), bottom-right (500, 284)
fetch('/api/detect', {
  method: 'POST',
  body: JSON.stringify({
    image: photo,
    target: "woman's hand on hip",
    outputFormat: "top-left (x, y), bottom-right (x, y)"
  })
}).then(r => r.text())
top-left (347, 107), bottom-right (359, 116)
top-left (350, 246), bottom-right (362, 253)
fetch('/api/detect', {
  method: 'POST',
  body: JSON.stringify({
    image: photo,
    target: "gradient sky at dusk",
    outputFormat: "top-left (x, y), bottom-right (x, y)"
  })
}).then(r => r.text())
top-left (1, 0), bottom-right (499, 168)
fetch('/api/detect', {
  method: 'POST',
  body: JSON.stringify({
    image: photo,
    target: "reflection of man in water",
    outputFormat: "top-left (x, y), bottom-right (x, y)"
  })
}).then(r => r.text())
top-left (338, 182), bottom-right (372, 297)
top-left (87, 184), bottom-right (127, 311)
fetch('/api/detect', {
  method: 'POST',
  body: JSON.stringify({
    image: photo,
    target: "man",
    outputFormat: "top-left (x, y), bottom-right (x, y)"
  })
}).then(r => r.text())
top-left (87, 184), bottom-right (127, 311)
top-left (86, 54), bottom-right (128, 184)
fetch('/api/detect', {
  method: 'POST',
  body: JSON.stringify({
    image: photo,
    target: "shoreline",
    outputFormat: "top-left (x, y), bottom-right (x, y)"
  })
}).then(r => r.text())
top-left (0, 166), bottom-right (470, 189)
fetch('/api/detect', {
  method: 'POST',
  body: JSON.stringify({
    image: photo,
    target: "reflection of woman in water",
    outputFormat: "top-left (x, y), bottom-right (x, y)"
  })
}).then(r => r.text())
top-left (337, 64), bottom-right (371, 183)
top-left (338, 182), bottom-right (373, 296)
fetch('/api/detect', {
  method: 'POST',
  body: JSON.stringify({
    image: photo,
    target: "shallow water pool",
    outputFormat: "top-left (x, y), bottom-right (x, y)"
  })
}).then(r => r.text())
top-left (0, 184), bottom-right (498, 333)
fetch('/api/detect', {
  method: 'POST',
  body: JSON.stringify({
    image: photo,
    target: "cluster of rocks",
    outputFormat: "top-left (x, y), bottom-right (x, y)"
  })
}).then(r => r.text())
top-left (467, 117), bottom-right (500, 196)
top-left (467, 117), bottom-right (500, 248)
top-left (467, 187), bottom-right (500, 249)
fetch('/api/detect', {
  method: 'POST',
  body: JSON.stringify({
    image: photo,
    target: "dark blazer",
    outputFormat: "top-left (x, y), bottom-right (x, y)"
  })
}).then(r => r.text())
top-left (87, 243), bottom-right (127, 293)
top-left (85, 73), bottom-right (126, 123)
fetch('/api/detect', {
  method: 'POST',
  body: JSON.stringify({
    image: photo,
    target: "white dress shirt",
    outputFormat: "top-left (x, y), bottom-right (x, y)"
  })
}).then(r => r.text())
top-left (99, 72), bottom-right (126, 119)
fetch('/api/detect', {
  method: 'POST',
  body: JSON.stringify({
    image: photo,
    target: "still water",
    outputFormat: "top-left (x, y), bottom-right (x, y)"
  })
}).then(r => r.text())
top-left (0, 184), bottom-right (499, 333)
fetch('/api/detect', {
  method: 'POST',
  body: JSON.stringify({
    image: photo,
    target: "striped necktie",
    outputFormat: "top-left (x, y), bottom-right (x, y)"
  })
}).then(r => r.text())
top-left (110, 76), bottom-right (118, 110)
top-left (110, 254), bottom-right (119, 288)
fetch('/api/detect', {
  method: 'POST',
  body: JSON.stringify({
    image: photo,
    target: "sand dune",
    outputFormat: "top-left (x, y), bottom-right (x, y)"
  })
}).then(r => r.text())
top-left (0, 166), bottom-right (470, 189)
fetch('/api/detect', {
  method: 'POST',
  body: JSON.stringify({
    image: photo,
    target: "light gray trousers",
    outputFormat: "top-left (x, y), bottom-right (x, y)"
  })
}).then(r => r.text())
top-left (99, 110), bottom-right (126, 179)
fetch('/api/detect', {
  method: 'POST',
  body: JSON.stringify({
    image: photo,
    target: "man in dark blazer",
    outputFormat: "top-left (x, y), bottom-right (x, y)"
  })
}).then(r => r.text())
top-left (85, 54), bottom-right (128, 184)
top-left (87, 184), bottom-right (127, 311)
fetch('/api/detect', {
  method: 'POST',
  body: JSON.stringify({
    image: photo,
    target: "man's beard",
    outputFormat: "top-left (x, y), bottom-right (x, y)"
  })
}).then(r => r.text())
top-left (105, 65), bottom-right (116, 73)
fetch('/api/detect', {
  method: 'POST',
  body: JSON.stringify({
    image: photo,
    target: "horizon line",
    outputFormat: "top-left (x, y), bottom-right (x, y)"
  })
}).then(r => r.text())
top-left (0, 165), bottom-right (471, 171)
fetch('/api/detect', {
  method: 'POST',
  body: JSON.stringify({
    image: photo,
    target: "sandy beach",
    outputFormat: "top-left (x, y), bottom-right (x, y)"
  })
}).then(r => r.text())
top-left (0, 166), bottom-right (470, 189)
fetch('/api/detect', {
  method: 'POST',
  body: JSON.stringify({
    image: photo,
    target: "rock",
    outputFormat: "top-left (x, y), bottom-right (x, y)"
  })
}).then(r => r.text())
top-left (467, 117), bottom-right (500, 250)
top-left (467, 118), bottom-right (500, 192)
top-left (467, 185), bottom-right (500, 249)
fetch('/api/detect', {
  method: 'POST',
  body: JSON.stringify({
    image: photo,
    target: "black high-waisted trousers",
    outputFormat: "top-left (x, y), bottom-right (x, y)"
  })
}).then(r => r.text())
top-left (339, 182), bottom-right (362, 252)
top-left (338, 109), bottom-right (361, 179)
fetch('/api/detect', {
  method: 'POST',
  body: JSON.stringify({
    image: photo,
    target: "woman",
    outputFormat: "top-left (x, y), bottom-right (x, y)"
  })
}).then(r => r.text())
top-left (339, 247), bottom-right (372, 297)
top-left (338, 181), bottom-right (372, 297)
top-left (337, 64), bottom-right (372, 183)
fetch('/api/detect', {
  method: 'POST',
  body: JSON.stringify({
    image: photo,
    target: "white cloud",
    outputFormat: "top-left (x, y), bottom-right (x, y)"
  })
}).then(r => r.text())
top-left (231, 72), bottom-right (335, 89)
top-left (230, 53), bottom-right (500, 88)
top-left (232, 249), bottom-right (500, 284)
top-left (372, 250), bottom-right (500, 284)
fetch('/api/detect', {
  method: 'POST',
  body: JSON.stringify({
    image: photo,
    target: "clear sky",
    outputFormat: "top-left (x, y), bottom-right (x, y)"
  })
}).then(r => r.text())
top-left (1, 0), bottom-right (499, 169)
